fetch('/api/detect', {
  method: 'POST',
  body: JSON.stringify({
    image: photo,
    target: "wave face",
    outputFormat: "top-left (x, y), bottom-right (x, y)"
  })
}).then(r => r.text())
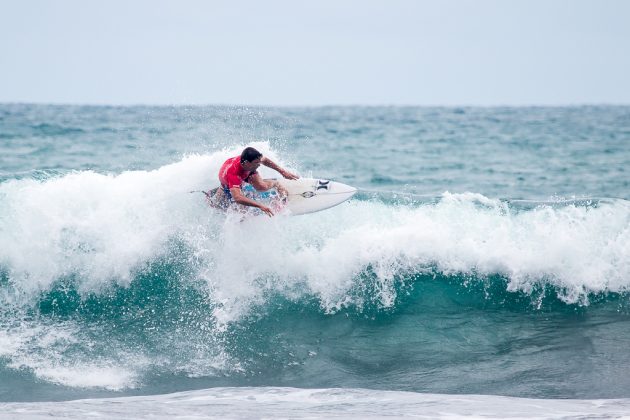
top-left (1, 150), bottom-right (629, 401)
top-left (1, 104), bottom-right (630, 403)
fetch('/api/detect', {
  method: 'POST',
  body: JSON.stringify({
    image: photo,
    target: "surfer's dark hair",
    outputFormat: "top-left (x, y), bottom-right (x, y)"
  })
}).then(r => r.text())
top-left (241, 147), bottom-right (263, 163)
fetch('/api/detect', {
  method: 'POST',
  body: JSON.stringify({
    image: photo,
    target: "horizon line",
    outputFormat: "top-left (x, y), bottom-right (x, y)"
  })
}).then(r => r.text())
top-left (2, 100), bottom-right (630, 109)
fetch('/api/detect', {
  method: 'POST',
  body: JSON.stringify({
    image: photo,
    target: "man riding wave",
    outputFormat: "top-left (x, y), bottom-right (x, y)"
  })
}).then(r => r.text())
top-left (208, 147), bottom-right (299, 216)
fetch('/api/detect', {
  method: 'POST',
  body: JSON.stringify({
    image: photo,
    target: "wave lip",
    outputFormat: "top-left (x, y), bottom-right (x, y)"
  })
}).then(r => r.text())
top-left (2, 387), bottom-right (630, 419)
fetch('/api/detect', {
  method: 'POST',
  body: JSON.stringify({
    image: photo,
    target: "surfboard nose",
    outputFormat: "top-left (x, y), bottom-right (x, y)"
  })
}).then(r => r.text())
top-left (330, 180), bottom-right (357, 196)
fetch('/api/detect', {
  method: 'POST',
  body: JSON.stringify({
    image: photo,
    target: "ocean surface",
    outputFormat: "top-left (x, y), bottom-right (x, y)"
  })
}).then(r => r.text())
top-left (0, 104), bottom-right (629, 418)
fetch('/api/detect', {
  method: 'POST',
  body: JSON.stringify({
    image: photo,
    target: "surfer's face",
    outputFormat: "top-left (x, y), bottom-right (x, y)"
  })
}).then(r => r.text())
top-left (242, 158), bottom-right (262, 171)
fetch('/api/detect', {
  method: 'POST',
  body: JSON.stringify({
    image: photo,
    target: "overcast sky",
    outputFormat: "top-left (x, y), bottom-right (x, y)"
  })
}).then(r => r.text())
top-left (1, 0), bottom-right (629, 106)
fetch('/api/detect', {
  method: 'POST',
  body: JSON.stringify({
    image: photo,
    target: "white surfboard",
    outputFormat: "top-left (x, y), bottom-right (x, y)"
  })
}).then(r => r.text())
top-left (274, 178), bottom-right (357, 215)
top-left (207, 178), bottom-right (357, 216)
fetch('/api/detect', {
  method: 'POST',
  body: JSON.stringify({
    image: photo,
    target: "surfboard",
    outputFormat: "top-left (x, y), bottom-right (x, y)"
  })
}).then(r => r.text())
top-left (277, 178), bottom-right (357, 215)
top-left (242, 178), bottom-right (357, 216)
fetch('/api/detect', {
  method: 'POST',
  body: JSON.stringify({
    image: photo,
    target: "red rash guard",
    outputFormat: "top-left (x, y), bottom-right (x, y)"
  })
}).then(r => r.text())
top-left (219, 156), bottom-right (256, 189)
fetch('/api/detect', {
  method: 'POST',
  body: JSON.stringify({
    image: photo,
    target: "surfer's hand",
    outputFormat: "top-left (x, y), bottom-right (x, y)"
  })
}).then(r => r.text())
top-left (281, 170), bottom-right (299, 180)
top-left (260, 205), bottom-right (274, 217)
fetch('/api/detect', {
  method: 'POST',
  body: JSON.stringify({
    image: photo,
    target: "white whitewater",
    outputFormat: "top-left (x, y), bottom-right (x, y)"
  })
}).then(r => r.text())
top-left (2, 387), bottom-right (630, 419)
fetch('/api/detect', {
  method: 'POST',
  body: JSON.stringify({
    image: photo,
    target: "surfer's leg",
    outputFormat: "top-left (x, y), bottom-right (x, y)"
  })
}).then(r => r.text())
top-left (271, 180), bottom-right (288, 198)
top-left (206, 187), bottom-right (231, 211)
top-left (248, 173), bottom-right (287, 198)
top-left (247, 173), bottom-right (277, 192)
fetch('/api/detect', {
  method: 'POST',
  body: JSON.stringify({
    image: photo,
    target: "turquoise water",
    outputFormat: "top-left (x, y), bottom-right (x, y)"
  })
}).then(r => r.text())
top-left (0, 104), bottom-right (629, 409)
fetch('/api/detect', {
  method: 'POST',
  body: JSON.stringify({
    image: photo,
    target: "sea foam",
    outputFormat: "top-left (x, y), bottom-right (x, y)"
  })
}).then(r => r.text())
top-left (2, 387), bottom-right (630, 419)
top-left (1, 147), bottom-right (628, 317)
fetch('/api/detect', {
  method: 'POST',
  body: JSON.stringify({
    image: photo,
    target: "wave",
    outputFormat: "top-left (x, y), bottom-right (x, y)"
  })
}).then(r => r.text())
top-left (1, 147), bottom-right (629, 390)
top-left (1, 147), bottom-right (628, 311)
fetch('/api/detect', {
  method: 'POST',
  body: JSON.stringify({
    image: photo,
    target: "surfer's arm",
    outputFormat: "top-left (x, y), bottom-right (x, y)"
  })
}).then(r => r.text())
top-left (261, 157), bottom-right (299, 180)
top-left (230, 187), bottom-right (274, 217)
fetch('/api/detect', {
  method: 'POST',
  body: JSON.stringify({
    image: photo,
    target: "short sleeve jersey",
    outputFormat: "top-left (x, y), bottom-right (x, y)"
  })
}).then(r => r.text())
top-left (219, 156), bottom-right (256, 189)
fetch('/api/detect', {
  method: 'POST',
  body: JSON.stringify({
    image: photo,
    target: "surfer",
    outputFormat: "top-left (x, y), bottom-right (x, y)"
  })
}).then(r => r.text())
top-left (208, 147), bottom-right (299, 216)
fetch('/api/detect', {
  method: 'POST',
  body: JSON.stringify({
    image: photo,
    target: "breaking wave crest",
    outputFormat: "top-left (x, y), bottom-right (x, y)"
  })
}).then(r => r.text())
top-left (1, 147), bottom-right (629, 391)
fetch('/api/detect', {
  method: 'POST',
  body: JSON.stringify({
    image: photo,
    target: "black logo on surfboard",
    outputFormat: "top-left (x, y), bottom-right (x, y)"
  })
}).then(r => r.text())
top-left (316, 180), bottom-right (330, 191)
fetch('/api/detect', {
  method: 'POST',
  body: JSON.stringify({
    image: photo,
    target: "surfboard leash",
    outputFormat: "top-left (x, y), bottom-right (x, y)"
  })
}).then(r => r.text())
top-left (189, 190), bottom-right (214, 199)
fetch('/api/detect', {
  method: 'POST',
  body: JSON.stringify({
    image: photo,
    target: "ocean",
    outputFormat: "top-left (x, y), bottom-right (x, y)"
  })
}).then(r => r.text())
top-left (0, 104), bottom-right (629, 418)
